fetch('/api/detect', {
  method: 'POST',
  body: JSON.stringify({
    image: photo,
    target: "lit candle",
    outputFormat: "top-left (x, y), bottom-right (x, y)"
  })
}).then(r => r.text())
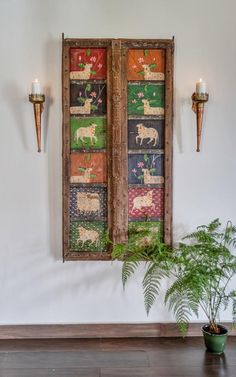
top-left (196, 78), bottom-right (207, 94)
top-left (31, 78), bottom-right (42, 95)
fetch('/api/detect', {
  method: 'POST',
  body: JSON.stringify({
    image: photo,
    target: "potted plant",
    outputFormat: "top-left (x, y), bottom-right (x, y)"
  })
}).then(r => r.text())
top-left (112, 219), bottom-right (236, 353)
top-left (166, 218), bottom-right (236, 353)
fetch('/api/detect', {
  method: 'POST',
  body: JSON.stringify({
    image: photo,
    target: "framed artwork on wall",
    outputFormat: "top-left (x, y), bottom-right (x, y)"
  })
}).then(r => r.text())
top-left (62, 36), bottom-right (174, 261)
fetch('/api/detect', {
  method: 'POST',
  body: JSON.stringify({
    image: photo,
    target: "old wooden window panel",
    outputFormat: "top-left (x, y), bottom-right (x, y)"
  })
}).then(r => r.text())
top-left (62, 37), bottom-right (174, 261)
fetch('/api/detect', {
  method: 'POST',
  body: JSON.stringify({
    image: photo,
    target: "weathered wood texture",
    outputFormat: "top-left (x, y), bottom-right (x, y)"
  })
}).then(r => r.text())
top-left (164, 45), bottom-right (174, 245)
top-left (0, 323), bottom-right (235, 339)
top-left (62, 37), bottom-right (174, 260)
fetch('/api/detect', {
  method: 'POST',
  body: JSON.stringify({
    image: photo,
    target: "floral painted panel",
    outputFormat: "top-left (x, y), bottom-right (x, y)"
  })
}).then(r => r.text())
top-left (128, 154), bottom-right (164, 185)
top-left (70, 186), bottom-right (107, 220)
top-left (70, 220), bottom-right (107, 252)
top-left (128, 83), bottom-right (165, 116)
top-left (128, 49), bottom-right (165, 81)
top-left (71, 117), bottom-right (106, 150)
top-left (128, 187), bottom-right (164, 220)
top-left (128, 119), bottom-right (164, 150)
top-left (70, 82), bottom-right (106, 115)
top-left (70, 152), bottom-right (107, 184)
top-left (70, 48), bottom-right (107, 80)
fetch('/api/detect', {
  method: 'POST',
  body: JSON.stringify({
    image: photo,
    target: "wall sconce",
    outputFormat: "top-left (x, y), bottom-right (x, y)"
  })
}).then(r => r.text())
top-left (29, 79), bottom-right (45, 152)
top-left (192, 79), bottom-right (209, 152)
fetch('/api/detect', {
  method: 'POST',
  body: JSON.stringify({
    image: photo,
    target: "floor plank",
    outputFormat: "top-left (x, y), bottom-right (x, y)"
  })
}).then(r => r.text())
top-left (0, 350), bottom-right (148, 369)
top-left (0, 369), bottom-right (99, 377)
top-left (101, 365), bottom-right (236, 377)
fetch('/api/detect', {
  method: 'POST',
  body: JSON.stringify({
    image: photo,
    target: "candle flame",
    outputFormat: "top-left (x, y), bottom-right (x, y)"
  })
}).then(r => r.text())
top-left (34, 78), bottom-right (39, 83)
top-left (199, 78), bottom-right (202, 82)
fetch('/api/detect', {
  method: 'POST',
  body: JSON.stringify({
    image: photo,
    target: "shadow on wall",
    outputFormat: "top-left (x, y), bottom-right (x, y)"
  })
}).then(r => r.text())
top-left (174, 88), bottom-right (191, 154)
top-left (3, 82), bottom-right (29, 150)
top-left (44, 35), bottom-right (63, 261)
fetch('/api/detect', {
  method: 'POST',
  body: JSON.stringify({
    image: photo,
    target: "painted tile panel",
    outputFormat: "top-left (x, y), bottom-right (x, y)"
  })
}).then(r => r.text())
top-left (128, 84), bottom-right (165, 116)
top-left (128, 221), bottom-right (163, 244)
top-left (70, 117), bottom-right (106, 150)
top-left (128, 119), bottom-right (164, 150)
top-left (127, 49), bottom-right (165, 81)
top-left (70, 82), bottom-right (106, 115)
top-left (128, 154), bottom-right (164, 185)
top-left (70, 186), bottom-right (107, 220)
top-left (70, 48), bottom-right (107, 80)
top-left (128, 187), bottom-right (164, 219)
top-left (70, 152), bottom-right (107, 184)
top-left (70, 220), bottom-right (107, 252)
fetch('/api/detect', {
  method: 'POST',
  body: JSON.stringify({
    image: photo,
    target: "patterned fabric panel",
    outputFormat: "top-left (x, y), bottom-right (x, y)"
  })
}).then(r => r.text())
top-left (128, 187), bottom-right (164, 220)
top-left (70, 220), bottom-right (107, 252)
top-left (128, 221), bottom-right (163, 244)
top-left (70, 186), bottom-right (107, 220)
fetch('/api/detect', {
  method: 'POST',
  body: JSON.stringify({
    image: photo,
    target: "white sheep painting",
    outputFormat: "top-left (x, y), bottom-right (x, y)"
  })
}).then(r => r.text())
top-left (128, 188), bottom-right (163, 218)
top-left (142, 64), bottom-right (165, 81)
top-left (70, 99), bottom-right (93, 115)
top-left (77, 226), bottom-right (100, 247)
top-left (135, 123), bottom-right (159, 147)
top-left (74, 123), bottom-right (97, 145)
top-left (142, 99), bottom-right (165, 116)
top-left (70, 63), bottom-right (93, 80)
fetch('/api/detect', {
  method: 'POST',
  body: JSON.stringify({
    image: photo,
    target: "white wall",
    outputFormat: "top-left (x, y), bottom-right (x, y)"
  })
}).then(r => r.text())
top-left (0, 0), bottom-right (236, 324)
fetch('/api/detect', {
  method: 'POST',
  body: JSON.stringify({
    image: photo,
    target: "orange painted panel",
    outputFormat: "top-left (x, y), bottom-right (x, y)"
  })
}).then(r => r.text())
top-left (70, 152), bottom-right (107, 184)
top-left (127, 49), bottom-right (165, 81)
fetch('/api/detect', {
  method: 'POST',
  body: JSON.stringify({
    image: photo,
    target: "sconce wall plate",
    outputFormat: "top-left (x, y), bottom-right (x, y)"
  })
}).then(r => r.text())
top-left (29, 94), bottom-right (45, 152)
top-left (192, 92), bottom-right (209, 152)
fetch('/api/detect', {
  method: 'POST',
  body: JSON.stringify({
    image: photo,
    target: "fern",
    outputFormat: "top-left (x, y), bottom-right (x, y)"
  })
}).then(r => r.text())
top-left (143, 262), bottom-right (169, 315)
top-left (122, 261), bottom-right (140, 288)
top-left (112, 218), bottom-right (236, 336)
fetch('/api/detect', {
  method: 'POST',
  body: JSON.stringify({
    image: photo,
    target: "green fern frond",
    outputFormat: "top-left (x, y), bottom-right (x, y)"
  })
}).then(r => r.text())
top-left (142, 263), bottom-right (169, 315)
top-left (122, 261), bottom-right (140, 288)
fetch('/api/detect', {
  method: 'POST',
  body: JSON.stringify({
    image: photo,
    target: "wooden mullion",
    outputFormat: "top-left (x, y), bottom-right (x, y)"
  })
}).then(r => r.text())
top-left (107, 46), bottom-right (113, 251)
top-left (111, 40), bottom-right (127, 245)
top-left (121, 46), bottom-right (128, 244)
top-left (164, 44), bottom-right (174, 246)
top-left (62, 35), bottom-right (71, 261)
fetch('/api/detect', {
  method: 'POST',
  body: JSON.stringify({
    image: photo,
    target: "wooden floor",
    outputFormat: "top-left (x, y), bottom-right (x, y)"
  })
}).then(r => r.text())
top-left (0, 337), bottom-right (235, 376)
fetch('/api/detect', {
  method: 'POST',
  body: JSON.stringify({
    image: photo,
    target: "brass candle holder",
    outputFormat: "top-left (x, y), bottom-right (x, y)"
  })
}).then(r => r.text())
top-left (29, 94), bottom-right (45, 152)
top-left (192, 92), bottom-right (209, 152)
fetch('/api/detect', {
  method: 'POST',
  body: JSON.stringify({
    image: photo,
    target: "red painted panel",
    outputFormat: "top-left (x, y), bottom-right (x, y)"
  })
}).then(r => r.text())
top-left (70, 48), bottom-right (107, 80)
top-left (128, 187), bottom-right (164, 219)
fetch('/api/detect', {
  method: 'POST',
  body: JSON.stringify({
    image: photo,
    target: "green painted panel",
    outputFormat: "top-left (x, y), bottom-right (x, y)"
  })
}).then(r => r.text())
top-left (70, 221), bottom-right (107, 252)
top-left (70, 117), bottom-right (106, 150)
top-left (128, 221), bottom-right (163, 245)
top-left (128, 83), bottom-right (165, 116)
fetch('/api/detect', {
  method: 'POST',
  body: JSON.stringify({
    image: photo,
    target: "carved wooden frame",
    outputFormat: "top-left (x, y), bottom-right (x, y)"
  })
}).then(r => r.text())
top-left (62, 36), bottom-right (174, 261)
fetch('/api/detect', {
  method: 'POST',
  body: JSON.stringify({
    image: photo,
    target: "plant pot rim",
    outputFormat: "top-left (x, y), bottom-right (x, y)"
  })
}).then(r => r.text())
top-left (202, 324), bottom-right (228, 337)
